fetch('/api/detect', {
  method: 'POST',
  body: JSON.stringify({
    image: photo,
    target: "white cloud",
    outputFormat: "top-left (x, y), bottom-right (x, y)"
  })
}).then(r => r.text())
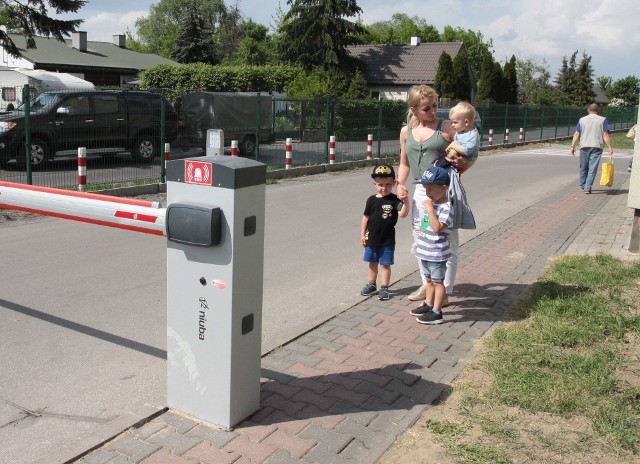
top-left (79, 10), bottom-right (148, 41)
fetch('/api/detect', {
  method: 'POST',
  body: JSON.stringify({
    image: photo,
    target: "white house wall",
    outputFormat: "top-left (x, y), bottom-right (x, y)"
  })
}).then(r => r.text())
top-left (1, 50), bottom-right (34, 70)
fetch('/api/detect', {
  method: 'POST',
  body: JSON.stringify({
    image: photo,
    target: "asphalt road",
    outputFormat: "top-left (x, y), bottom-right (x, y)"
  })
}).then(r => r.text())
top-left (1, 145), bottom-right (632, 464)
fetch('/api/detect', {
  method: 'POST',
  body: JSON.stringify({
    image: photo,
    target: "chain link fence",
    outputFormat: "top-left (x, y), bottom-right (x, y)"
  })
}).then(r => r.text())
top-left (1, 85), bottom-right (637, 189)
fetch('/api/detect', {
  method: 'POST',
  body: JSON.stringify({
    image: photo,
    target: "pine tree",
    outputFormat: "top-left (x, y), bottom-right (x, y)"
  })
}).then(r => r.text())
top-left (278, 0), bottom-right (366, 75)
top-left (171, 1), bottom-right (215, 64)
top-left (503, 55), bottom-right (518, 104)
top-left (452, 51), bottom-right (471, 101)
top-left (0, 0), bottom-right (85, 57)
top-left (575, 52), bottom-right (596, 106)
top-left (343, 69), bottom-right (369, 99)
top-left (434, 51), bottom-right (456, 99)
top-left (477, 55), bottom-right (498, 102)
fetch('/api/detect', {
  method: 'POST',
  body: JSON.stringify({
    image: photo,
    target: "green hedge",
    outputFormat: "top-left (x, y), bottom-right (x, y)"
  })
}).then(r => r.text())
top-left (139, 63), bottom-right (303, 93)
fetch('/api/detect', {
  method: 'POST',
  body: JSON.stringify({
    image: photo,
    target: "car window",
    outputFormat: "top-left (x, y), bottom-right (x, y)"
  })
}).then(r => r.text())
top-left (93, 95), bottom-right (120, 114)
top-left (61, 95), bottom-right (90, 115)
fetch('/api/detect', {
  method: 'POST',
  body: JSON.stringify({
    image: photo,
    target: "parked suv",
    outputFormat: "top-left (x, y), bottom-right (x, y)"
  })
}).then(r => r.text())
top-left (0, 90), bottom-right (178, 168)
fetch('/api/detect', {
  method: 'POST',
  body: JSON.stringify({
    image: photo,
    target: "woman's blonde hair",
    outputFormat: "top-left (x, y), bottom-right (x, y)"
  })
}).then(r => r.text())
top-left (405, 85), bottom-right (439, 127)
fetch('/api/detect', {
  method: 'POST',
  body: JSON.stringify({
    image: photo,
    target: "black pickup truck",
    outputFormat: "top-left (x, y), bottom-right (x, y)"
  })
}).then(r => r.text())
top-left (0, 90), bottom-right (178, 168)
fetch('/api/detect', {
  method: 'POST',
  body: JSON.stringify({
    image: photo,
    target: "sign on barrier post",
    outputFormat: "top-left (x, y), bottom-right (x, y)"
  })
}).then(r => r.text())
top-left (206, 129), bottom-right (224, 156)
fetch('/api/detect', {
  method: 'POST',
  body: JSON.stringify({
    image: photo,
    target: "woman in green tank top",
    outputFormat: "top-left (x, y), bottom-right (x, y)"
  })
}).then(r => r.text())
top-left (396, 85), bottom-right (475, 313)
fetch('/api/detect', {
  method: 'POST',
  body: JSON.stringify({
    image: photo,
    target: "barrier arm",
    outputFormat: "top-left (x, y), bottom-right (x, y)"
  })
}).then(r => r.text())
top-left (0, 182), bottom-right (166, 236)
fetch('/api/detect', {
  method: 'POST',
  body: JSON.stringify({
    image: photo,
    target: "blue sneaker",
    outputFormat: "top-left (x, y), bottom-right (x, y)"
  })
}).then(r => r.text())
top-left (378, 287), bottom-right (390, 300)
top-left (361, 283), bottom-right (377, 296)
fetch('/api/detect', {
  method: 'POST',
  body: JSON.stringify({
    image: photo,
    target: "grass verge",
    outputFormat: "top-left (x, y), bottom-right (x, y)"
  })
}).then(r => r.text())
top-left (424, 254), bottom-right (640, 463)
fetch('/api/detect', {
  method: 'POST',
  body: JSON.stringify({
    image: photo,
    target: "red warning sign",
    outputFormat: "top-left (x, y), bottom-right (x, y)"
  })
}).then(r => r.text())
top-left (185, 161), bottom-right (213, 185)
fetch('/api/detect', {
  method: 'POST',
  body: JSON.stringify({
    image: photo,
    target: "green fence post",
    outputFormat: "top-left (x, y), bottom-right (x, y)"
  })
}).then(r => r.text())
top-left (22, 84), bottom-right (32, 185)
top-left (504, 103), bottom-right (509, 141)
top-left (377, 99), bottom-right (383, 157)
top-left (324, 95), bottom-right (331, 163)
top-left (255, 92), bottom-right (261, 160)
top-left (479, 105), bottom-right (486, 145)
top-left (539, 106), bottom-right (545, 141)
top-left (160, 89), bottom-right (166, 183)
top-left (523, 106), bottom-right (528, 142)
top-left (554, 107), bottom-right (560, 140)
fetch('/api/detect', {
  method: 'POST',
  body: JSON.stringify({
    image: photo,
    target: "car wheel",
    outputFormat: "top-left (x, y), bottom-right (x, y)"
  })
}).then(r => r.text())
top-left (132, 136), bottom-right (157, 163)
top-left (28, 139), bottom-right (50, 169)
top-left (240, 134), bottom-right (256, 157)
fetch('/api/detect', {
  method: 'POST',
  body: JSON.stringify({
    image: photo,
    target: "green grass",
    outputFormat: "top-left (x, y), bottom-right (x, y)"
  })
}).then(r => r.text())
top-left (484, 255), bottom-right (640, 452)
top-left (423, 255), bottom-right (640, 462)
top-left (554, 131), bottom-right (636, 150)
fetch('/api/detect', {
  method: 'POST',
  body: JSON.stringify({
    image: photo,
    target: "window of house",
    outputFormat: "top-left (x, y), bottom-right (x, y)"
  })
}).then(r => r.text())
top-left (2, 87), bottom-right (16, 102)
top-left (370, 91), bottom-right (380, 100)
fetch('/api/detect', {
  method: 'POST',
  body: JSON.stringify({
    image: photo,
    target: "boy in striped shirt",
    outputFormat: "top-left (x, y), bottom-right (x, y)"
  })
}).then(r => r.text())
top-left (410, 166), bottom-right (454, 325)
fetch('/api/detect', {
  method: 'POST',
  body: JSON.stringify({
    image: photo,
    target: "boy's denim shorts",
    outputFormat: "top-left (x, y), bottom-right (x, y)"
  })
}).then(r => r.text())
top-left (363, 244), bottom-right (395, 266)
top-left (421, 259), bottom-right (447, 283)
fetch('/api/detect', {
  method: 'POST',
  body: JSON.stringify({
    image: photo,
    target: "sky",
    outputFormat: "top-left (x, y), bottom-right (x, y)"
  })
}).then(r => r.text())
top-left (72, 0), bottom-right (639, 81)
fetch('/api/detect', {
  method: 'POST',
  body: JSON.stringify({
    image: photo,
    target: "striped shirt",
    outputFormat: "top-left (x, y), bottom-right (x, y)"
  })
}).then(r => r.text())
top-left (415, 201), bottom-right (453, 262)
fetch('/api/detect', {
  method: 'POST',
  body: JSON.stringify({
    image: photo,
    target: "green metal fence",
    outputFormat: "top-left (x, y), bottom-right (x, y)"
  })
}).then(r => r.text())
top-left (0, 86), bottom-right (637, 190)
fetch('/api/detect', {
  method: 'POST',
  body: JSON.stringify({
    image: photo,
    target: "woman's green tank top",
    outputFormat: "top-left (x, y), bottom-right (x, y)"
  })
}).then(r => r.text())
top-left (406, 119), bottom-right (448, 179)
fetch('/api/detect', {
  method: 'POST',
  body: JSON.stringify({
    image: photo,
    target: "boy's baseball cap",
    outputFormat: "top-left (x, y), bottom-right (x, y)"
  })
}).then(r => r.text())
top-left (414, 166), bottom-right (450, 186)
top-left (371, 164), bottom-right (395, 179)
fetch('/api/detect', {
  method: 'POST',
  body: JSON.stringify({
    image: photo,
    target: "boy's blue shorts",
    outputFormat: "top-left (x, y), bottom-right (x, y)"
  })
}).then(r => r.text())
top-left (363, 244), bottom-right (395, 266)
top-left (421, 259), bottom-right (447, 283)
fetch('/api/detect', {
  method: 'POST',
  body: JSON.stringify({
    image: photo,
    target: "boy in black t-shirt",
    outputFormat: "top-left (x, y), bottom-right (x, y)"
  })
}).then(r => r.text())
top-left (361, 164), bottom-right (409, 300)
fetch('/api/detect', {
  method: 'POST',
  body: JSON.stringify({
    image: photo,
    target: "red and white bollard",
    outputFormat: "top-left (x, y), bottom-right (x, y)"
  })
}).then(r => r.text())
top-left (367, 134), bottom-right (373, 160)
top-left (285, 138), bottom-right (292, 169)
top-left (504, 128), bottom-right (510, 144)
top-left (231, 140), bottom-right (238, 157)
top-left (329, 135), bottom-right (335, 164)
top-left (164, 143), bottom-right (171, 178)
top-left (77, 147), bottom-right (86, 192)
top-left (519, 127), bottom-right (524, 143)
top-left (488, 129), bottom-right (493, 146)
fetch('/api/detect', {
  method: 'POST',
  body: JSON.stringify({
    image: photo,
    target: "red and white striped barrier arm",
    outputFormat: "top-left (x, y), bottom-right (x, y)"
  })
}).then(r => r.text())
top-left (367, 134), bottom-right (373, 160)
top-left (505, 128), bottom-right (510, 144)
top-left (519, 127), bottom-right (524, 143)
top-left (488, 129), bottom-right (493, 146)
top-left (231, 140), bottom-right (238, 157)
top-left (0, 181), bottom-right (166, 236)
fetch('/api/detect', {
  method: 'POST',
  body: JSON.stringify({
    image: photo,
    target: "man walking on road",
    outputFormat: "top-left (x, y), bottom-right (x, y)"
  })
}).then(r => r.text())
top-left (570, 103), bottom-right (613, 194)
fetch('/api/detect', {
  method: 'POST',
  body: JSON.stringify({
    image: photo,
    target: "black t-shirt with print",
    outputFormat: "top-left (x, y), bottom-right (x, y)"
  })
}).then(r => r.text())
top-left (363, 193), bottom-right (403, 246)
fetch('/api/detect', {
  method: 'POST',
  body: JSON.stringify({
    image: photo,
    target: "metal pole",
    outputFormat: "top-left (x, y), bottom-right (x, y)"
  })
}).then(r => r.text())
top-left (160, 90), bottom-right (166, 183)
top-left (377, 99), bottom-right (383, 157)
top-left (324, 95), bottom-right (331, 164)
top-left (255, 92), bottom-right (261, 160)
top-left (23, 84), bottom-right (32, 185)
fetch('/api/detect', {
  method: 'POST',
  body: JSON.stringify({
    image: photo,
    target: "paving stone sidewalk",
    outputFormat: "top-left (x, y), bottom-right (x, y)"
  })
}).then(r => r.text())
top-left (72, 173), bottom-right (637, 464)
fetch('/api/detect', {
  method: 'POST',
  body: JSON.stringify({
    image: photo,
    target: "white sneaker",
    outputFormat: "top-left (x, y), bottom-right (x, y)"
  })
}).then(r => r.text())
top-left (407, 286), bottom-right (426, 301)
